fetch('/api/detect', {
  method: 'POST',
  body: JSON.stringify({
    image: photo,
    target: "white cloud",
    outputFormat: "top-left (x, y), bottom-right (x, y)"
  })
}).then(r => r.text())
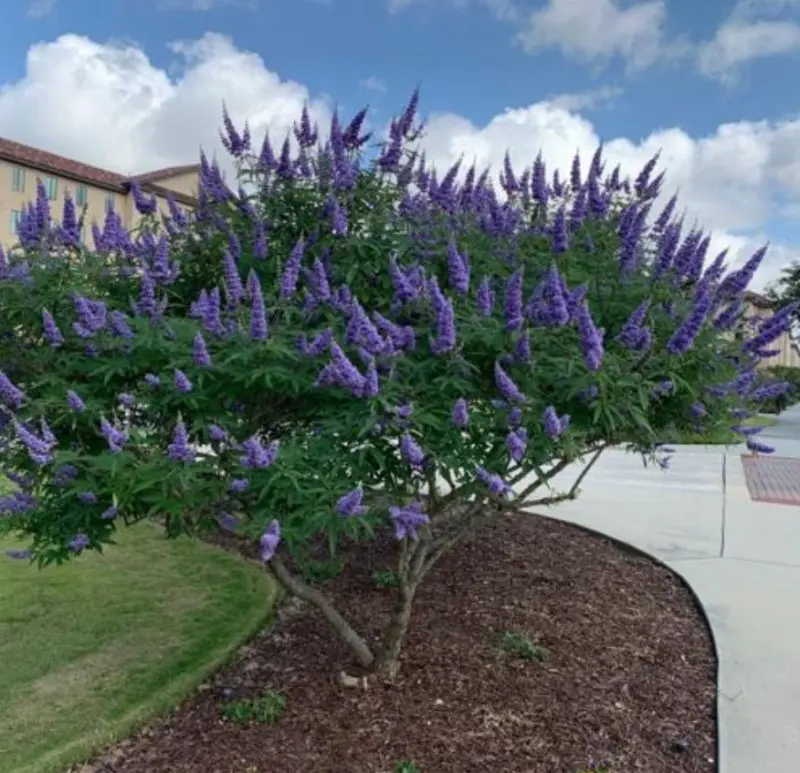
top-left (156, 0), bottom-right (258, 10)
top-left (697, 19), bottom-right (800, 83)
top-left (26, 0), bottom-right (57, 19)
top-left (543, 85), bottom-right (623, 112)
top-left (0, 33), bottom-right (797, 289)
top-left (360, 76), bottom-right (387, 93)
top-left (516, 0), bottom-right (689, 72)
top-left (415, 105), bottom-right (800, 289)
top-left (0, 34), bottom-right (330, 176)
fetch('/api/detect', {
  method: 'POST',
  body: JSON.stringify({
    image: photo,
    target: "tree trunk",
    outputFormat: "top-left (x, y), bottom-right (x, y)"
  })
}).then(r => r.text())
top-left (376, 582), bottom-right (417, 679)
top-left (270, 554), bottom-right (375, 670)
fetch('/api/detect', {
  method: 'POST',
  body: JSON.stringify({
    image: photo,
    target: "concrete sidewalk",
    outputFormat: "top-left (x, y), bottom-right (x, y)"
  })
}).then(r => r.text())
top-left (519, 404), bottom-right (800, 773)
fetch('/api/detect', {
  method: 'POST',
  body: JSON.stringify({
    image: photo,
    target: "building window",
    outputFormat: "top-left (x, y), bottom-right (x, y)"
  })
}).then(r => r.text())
top-left (9, 210), bottom-right (21, 234)
top-left (45, 176), bottom-right (58, 200)
top-left (104, 194), bottom-right (115, 213)
top-left (11, 167), bottom-right (25, 193)
top-left (75, 184), bottom-right (88, 207)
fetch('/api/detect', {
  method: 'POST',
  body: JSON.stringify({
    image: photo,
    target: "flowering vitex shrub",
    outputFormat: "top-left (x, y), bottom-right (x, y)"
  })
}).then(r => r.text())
top-left (0, 90), bottom-right (794, 678)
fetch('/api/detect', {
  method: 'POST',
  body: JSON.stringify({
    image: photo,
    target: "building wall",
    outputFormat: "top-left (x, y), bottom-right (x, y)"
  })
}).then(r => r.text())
top-left (152, 170), bottom-right (198, 198)
top-left (0, 158), bottom-right (197, 252)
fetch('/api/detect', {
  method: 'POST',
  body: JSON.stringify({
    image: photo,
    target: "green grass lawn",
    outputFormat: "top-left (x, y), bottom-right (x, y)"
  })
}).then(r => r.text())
top-left (666, 413), bottom-right (777, 445)
top-left (0, 522), bottom-right (277, 773)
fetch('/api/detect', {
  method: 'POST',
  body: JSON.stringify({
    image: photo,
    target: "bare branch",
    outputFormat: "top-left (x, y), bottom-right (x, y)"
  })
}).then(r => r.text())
top-left (270, 554), bottom-right (375, 669)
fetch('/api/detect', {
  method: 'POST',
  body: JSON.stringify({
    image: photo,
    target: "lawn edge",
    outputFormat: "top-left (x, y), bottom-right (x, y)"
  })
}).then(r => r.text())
top-left (10, 534), bottom-right (281, 773)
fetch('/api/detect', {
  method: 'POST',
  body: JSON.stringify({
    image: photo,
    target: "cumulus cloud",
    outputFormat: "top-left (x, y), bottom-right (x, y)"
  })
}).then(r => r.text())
top-left (0, 33), bottom-right (797, 289)
top-left (697, 18), bottom-right (800, 84)
top-left (360, 76), bottom-right (388, 93)
top-left (543, 85), bottom-right (623, 112)
top-left (416, 105), bottom-right (800, 288)
top-left (516, 0), bottom-right (691, 72)
top-left (0, 33), bottom-right (330, 177)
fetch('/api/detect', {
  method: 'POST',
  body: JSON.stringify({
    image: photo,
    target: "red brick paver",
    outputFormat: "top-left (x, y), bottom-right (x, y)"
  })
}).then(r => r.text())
top-left (740, 455), bottom-right (800, 506)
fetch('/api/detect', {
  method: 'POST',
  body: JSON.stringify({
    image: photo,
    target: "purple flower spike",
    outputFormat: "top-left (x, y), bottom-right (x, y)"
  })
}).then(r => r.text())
top-left (747, 438), bottom-right (775, 455)
top-left (208, 424), bottom-right (228, 442)
top-left (259, 520), bottom-right (281, 562)
top-left (504, 269), bottom-right (524, 330)
top-left (194, 333), bottom-right (212, 367)
top-left (494, 362), bottom-right (528, 404)
top-left (228, 478), bottom-right (249, 494)
top-left (168, 419), bottom-right (196, 463)
top-left (240, 437), bottom-right (280, 469)
top-left (100, 418), bottom-right (127, 453)
top-left (67, 389), bottom-right (86, 413)
top-left (174, 369), bottom-right (193, 393)
top-left (101, 506), bottom-right (118, 520)
top-left (389, 500), bottom-right (430, 541)
top-left (507, 429), bottom-right (527, 462)
top-left (337, 486), bottom-right (368, 517)
top-left (542, 405), bottom-right (563, 440)
top-left (42, 310), bottom-right (64, 347)
top-left (68, 533), bottom-right (91, 554)
top-left (476, 276), bottom-right (495, 316)
top-left (0, 371), bottom-right (25, 409)
top-left (280, 237), bottom-right (305, 300)
top-left (447, 237), bottom-right (470, 294)
top-left (223, 250), bottom-right (245, 304)
top-left (476, 466), bottom-right (513, 498)
top-left (400, 434), bottom-right (426, 467)
top-left (250, 275), bottom-right (268, 341)
top-left (452, 398), bottom-right (469, 428)
top-left (576, 302), bottom-right (604, 372)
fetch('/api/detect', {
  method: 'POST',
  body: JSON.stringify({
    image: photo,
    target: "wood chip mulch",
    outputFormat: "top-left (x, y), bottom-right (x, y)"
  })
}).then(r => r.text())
top-left (82, 513), bottom-right (717, 773)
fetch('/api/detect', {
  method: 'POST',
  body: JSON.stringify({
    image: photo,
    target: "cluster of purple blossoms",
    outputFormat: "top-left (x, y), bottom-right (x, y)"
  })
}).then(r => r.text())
top-left (400, 433), bottom-right (426, 468)
top-left (337, 487), bottom-right (368, 517)
top-left (100, 418), bottom-right (127, 453)
top-left (0, 371), bottom-right (25, 409)
top-left (652, 380), bottom-right (675, 398)
top-left (168, 420), bottom-right (196, 463)
top-left (259, 520), bottom-right (281, 562)
top-left (389, 500), bottom-right (430, 540)
top-left (507, 427), bottom-right (528, 462)
top-left (543, 406), bottom-right (570, 440)
top-left (494, 362), bottom-right (528, 404)
top-left (15, 420), bottom-right (57, 465)
top-left (616, 301), bottom-right (652, 352)
top-left (452, 398), bottom-right (469, 428)
top-left (476, 466), bottom-right (513, 498)
top-left (239, 436), bottom-right (280, 469)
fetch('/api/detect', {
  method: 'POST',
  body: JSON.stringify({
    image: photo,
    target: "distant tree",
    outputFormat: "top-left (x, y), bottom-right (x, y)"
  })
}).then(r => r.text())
top-left (766, 259), bottom-right (800, 329)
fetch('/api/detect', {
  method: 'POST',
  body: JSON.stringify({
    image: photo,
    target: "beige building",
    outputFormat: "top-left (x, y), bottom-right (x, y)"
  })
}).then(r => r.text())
top-left (0, 136), bottom-right (199, 251)
top-left (744, 291), bottom-right (800, 369)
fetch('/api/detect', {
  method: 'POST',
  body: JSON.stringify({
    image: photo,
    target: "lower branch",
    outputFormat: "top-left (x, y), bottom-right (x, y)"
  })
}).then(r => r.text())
top-left (270, 554), bottom-right (375, 670)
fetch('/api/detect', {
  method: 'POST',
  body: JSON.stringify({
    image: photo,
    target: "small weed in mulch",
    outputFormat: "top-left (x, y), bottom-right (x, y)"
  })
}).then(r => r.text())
top-left (371, 569), bottom-right (401, 588)
top-left (499, 629), bottom-right (550, 663)
top-left (221, 691), bottom-right (286, 726)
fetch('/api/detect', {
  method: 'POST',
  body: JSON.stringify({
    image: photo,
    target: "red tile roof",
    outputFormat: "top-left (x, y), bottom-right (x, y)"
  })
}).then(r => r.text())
top-left (0, 136), bottom-right (199, 206)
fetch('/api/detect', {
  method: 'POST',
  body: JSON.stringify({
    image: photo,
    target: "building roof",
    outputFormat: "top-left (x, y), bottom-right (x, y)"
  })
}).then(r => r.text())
top-left (0, 136), bottom-right (199, 206)
top-left (744, 290), bottom-right (772, 309)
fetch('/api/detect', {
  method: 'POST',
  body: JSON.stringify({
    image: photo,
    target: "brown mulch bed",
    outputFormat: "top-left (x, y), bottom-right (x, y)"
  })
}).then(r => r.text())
top-left (82, 513), bottom-right (717, 773)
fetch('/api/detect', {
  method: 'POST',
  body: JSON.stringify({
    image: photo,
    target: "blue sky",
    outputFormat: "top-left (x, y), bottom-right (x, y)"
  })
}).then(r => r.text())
top-left (0, 0), bottom-right (799, 288)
